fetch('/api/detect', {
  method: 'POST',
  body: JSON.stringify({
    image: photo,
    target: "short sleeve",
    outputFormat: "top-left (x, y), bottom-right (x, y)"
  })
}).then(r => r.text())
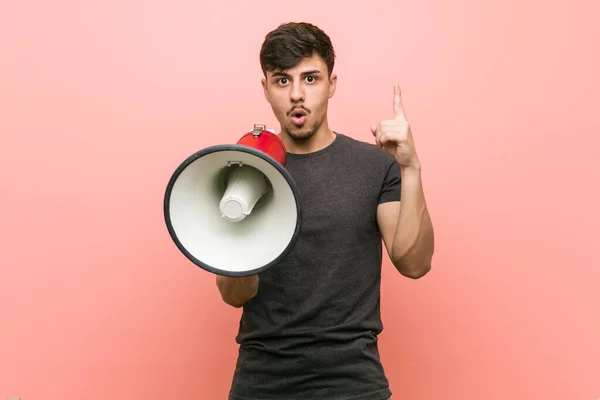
top-left (378, 158), bottom-right (401, 204)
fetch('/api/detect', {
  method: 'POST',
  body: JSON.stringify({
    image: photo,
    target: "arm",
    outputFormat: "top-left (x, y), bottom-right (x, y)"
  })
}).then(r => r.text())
top-left (216, 275), bottom-right (260, 308)
top-left (377, 165), bottom-right (434, 279)
top-left (372, 85), bottom-right (434, 278)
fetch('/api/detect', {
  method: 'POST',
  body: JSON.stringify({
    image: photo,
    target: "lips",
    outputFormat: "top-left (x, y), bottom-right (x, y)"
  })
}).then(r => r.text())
top-left (290, 108), bottom-right (307, 126)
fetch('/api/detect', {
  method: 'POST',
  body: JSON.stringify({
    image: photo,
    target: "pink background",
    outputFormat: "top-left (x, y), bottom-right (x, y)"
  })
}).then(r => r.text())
top-left (1, 0), bottom-right (599, 399)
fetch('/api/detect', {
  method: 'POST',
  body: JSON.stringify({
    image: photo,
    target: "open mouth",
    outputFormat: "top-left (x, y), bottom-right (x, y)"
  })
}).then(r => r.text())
top-left (290, 109), bottom-right (307, 125)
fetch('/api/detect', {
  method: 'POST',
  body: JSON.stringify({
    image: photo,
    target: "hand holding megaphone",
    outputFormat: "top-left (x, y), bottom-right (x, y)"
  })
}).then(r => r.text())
top-left (216, 274), bottom-right (260, 307)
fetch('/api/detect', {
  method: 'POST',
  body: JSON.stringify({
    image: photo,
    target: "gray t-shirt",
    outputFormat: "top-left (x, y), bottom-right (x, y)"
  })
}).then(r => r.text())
top-left (228, 133), bottom-right (402, 400)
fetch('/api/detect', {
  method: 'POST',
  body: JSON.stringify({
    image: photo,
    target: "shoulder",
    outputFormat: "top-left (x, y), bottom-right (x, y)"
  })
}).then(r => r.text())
top-left (335, 132), bottom-right (377, 151)
top-left (335, 133), bottom-right (398, 169)
top-left (334, 133), bottom-right (401, 203)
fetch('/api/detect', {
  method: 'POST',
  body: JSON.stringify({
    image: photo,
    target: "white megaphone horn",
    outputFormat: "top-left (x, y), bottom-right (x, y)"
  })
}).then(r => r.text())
top-left (163, 124), bottom-right (302, 277)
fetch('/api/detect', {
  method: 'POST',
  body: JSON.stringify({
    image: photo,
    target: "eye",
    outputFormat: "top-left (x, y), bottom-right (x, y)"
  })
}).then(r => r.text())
top-left (305, 75), bottom-right (316, 83)
top-left (277, 77), bottom-right (289, 85)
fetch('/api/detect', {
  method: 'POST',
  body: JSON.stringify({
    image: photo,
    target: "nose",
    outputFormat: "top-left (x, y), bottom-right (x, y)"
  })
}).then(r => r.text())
top-left (290, 81), bottom-right (304, 103)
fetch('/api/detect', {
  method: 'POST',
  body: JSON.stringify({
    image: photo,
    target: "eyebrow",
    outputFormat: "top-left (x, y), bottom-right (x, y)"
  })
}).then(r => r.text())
top-left (271, 69), bottom-right (322, 79)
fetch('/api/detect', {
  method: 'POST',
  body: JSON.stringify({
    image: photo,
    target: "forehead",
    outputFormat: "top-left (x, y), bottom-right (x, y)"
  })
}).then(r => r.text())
top-left (268, 54), bottom-right (328, 77)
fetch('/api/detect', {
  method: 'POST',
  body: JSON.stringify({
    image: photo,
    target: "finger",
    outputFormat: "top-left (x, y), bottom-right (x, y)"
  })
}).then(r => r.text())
top-left (370, 124), bottom-right (378, 136)
top-left (393, 84), bottom-right (405, 120)
top-left (370, 124), bottom-right (382, 148)
top-left (379, 132), bottom-right (394, 146)
top-left (379, 132), bottom-right (387, 145)
top-left (375, 136), bottom-right (382, 149)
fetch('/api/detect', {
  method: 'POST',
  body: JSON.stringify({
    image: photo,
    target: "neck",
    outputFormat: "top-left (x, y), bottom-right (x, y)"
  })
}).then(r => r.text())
top-left (278, 120), bottom-right (336, 155)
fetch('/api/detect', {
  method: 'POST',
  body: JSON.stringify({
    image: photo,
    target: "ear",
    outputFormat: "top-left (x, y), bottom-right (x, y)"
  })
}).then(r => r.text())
top-left (261, 78), bottom-right (269, 102)
top-left (328, 73), bottom-right (337, 98)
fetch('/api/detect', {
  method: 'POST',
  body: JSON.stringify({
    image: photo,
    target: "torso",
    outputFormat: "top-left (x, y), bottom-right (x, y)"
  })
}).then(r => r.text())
top-left (229, 133), bottom-right (400, 400)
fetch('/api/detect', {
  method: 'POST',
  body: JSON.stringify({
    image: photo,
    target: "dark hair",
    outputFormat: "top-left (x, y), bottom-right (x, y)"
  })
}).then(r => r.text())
top-left (260, 22), bottom-right (336, 77)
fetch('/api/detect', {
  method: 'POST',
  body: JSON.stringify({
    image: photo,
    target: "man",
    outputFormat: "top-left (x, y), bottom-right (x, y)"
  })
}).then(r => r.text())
top-left (216, 22), bottom-right (434, 400)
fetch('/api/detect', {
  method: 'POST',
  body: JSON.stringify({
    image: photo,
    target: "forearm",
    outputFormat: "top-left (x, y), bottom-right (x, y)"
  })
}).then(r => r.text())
top-left (391, 166), bottom-right (434, 278)
top-left (216, 275), bottom-right (259, 308)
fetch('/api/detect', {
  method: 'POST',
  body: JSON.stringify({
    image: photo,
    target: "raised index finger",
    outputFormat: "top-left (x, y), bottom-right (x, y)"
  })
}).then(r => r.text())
top-left (393, 84), bottom-right (405, 119)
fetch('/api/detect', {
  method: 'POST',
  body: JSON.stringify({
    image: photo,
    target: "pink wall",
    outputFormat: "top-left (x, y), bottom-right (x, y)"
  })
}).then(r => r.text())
top-left (1, 0), bottom-right (599, 398)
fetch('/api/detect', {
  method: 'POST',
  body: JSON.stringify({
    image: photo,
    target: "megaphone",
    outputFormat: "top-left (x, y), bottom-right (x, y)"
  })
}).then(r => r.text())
top-left (163, 123), bottom-right (302, 277)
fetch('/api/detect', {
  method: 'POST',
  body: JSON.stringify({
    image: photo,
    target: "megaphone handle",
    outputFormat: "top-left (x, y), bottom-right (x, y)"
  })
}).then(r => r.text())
top-left (252, 123), bottom-right (267, 136)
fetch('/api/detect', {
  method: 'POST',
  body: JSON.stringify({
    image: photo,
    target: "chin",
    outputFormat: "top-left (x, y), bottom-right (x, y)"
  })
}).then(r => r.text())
top-left (284, 124), bottom-right (318, 142)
